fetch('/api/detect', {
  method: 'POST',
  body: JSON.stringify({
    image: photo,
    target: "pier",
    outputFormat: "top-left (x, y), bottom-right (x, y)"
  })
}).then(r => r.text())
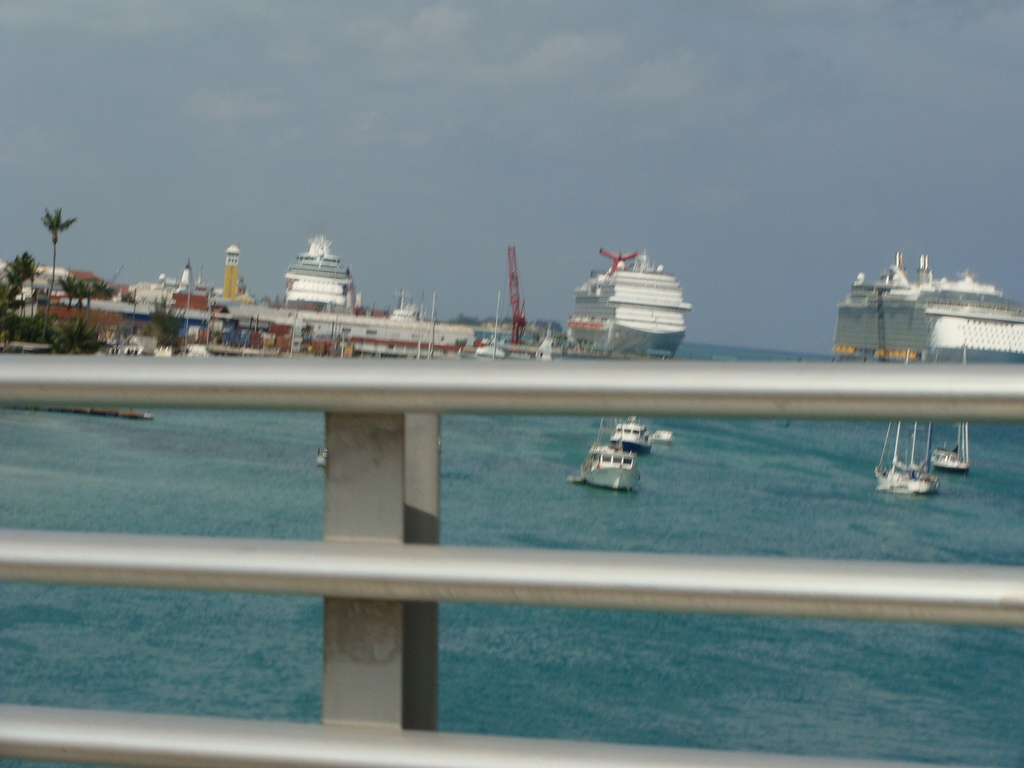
top-left (17, 406), bottom-right (153, 419)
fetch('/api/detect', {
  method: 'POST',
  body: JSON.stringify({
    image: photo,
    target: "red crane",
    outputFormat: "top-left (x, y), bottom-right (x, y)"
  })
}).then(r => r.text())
top-left (507, 245), bottom-right (526, 345)
top-left (599, 248), bottom-right (639, 273)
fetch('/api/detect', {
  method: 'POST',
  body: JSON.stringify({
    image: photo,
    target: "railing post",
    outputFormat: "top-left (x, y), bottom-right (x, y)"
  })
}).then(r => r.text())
top-left (322, 412), bottom-right (439, 730)
top-left (402, 413), bottom-right (440, 730)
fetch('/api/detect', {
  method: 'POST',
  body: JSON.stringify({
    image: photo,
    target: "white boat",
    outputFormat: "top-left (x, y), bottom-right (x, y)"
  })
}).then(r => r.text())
top-left (577, 444), bottom-right (639, 491)
top-left (474, 343), bottom-right (506, 359)
top-left (390, 290), bottom-right (420, 321)
top-left (650, 429), bottom-right (674, 446)
top-left (609, 417), bottom-right (652, 455)
top-left (931, 347), bottom-right (971, 474)
top-left (875, 421), bottom-right (939, 495)
top-left (568, 249), bottom-right (692, 357)
top-left (316, 446), bottom-right (327, 468)
top-left (536, 335), bottom-right (554, 361)
top-left (932, 422), bottom-right (970, 474)
top-left (285, 236), bottom-right (358, 312)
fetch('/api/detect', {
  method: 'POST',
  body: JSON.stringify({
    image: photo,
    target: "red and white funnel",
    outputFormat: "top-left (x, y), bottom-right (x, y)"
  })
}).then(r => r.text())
top-left (599, 248), bottom-right (638, 273)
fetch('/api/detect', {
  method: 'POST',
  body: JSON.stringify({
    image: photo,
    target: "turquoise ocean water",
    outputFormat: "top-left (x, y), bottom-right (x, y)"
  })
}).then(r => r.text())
top-left (2, 352), bottom-right (1024, 767)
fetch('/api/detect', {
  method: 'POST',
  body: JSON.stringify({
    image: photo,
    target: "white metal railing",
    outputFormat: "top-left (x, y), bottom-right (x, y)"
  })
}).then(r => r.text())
top-left (2, 356), bottom-right (1024, 419)
top-left (2, 529), bottom-right (1024, 626)
top-left (2, 357), bottom-right (1023, 768)
top-left (0, 703), bottom-right (937, 768)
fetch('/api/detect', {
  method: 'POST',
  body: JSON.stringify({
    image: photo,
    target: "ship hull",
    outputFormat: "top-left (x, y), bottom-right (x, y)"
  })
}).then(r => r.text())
top-left (927, 347), bottom-right (1024, 364)
top-left (583, 466), bottom-right (639, 491)
top-left (569, 320), bottom-right (685, 357)
top-left (617, 440), bottom-right (652, 455)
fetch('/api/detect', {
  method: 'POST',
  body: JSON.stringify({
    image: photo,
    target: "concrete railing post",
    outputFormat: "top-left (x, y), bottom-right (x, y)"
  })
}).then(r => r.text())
top-left (322, 412), bottom-right (439, 730)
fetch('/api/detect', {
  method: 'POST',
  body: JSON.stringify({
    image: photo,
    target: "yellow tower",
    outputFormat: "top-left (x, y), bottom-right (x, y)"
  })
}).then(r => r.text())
top-left (223, 245), bottom-right (240, 300)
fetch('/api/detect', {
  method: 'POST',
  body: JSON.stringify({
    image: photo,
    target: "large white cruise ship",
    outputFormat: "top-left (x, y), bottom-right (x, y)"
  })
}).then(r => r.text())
top-left (285, 236), bottom-right (359, 311)
top-left (834, 252), bottom-right (1024, 362)
top-left (567, 249), bottom-right (692, 357)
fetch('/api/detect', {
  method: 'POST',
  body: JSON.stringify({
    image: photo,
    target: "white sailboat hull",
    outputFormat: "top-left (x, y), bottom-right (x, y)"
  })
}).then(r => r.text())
top-left (931, 450), bottom-right (969, 473)
top-left (874, 467), bottom-right (939, 495)
top-left (931, 423), bottom-right (970, 474)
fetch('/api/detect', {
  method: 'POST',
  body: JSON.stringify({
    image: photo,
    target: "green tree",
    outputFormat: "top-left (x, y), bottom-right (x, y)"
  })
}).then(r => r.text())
top-left (59, 274), bottom-right (88, 313)
top-left (52, 317), bottom-right (100, 354)
top-left (4, 252), bottom-right (38, 317)
top-left (146, 301), bottom-right (181, 348)
top-left (84, 279), bottom-right (113, 324)
top-left (126, 289), bottom-right (139, 336)
top-left (0, 281), bottom-right (15, 325)
top-left (41, 207), bottom-right (77, 340)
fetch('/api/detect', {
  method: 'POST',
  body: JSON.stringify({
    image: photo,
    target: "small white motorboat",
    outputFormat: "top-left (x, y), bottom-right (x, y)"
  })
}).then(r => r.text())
top-left (316, 446), bottom-right (327, 468)
top-left (474, 343), bottom-right (506, 359)
top-left (650, 429), bottom-right (674, 446)
top-left (609, 417), bottom-right (652, 455)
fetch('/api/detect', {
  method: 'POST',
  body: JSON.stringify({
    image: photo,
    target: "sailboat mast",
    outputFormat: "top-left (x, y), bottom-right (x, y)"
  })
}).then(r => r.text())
top-left (925, 422), bottom-right (933, 472)
top-left (892, 422), bottom-right (902, 466)
top-left (493, 291), bottom-right (501, 360)
top-left (910, 422), bottom-right (918, 466)
top-left (960, 344), bottom-right (969, 465)
top-left (428, 291), bottom-right (436, 359)
top-left (880, 422), bottom-right (893, 467)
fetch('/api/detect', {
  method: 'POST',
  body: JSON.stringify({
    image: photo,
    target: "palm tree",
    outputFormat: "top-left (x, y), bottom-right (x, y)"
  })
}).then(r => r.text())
top-left (84, 279), bottom-right (113, 324)
top-left (125, 289), bottom-right (138, 336)
top-left (4, 252), bottom-right (38, 317)
top-left (147, 300), bottom-right (182, 348)
top-left (59, 274), bottom-right (87, 314)
top-left (52, 317), bottom-right (100, 354)
top-left (0, 281), bottom-right (14, 319)
top-left (41, 207), bottom-right (77, 339)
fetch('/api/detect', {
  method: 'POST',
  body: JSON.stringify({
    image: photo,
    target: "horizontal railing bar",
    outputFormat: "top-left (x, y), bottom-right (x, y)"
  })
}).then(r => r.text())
top-left (3, 529), bottom-right (1024, 625)
top-left (0, 704), bottom-right (972, 768)
top-left (1, 357), bottom-right (1024, 420)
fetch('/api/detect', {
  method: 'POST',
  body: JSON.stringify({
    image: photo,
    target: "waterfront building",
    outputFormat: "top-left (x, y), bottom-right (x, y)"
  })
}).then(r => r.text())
top-left (212, 302), bottom-right (473, 357)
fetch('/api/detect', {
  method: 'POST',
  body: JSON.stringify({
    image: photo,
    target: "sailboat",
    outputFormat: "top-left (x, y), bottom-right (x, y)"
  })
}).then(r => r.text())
top-left (931, 346), bottom-right (970, 474)
top-left (932, 422), bottom-right (970, 474)
top-left (875, 420), bottom-right (939, 495)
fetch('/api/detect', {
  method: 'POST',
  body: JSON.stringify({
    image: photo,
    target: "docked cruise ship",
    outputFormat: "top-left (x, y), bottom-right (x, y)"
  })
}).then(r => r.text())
top-left (834, 252), bottom-right (1024, 362)
top-left (567, 249), bottom-right (692, 357)
top-left (284, 236), bottom-right (359, 311)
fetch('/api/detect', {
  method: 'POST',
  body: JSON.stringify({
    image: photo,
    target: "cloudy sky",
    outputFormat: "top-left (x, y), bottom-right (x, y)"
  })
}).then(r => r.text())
top-left (2, 2), bottom-right (1024, 352)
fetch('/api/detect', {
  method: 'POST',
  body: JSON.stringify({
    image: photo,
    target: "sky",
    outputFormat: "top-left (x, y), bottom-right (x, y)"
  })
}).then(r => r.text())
top-left (3, 1), bottom-right (1024, 353)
